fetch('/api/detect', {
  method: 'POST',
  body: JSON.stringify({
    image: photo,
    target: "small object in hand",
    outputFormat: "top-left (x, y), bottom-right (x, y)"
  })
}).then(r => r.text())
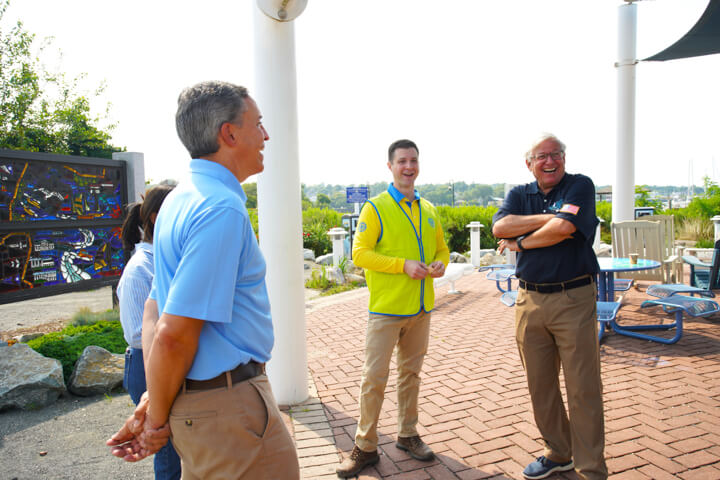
top-left (629, 253), bottom-right (638, 265)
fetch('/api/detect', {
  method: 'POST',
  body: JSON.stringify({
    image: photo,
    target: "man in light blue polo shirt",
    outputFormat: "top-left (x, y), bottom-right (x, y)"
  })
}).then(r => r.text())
top-left (107, 81), bottom-right (300, 479)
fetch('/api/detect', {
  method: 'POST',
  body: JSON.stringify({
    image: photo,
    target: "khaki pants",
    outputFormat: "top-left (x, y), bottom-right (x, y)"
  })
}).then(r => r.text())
top-left (515, 282), bottom-right (608, 480)
top-left (355, 310), bottom-right (430, 452)
top-left (168, 374), bottom-right (300, 480)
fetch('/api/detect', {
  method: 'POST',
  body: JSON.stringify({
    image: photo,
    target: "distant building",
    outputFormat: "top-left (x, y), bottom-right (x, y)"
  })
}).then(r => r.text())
top-left (596, 186), bottom-right (612, 203)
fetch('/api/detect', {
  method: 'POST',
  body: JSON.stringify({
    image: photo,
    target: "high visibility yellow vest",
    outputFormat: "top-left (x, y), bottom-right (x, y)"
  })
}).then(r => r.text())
top-left (365, 191), bottom-right (439, 315)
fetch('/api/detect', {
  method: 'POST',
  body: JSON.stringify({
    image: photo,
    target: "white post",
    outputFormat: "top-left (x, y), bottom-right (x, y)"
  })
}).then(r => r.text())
top-left (594, 216), bottom-right (604, 252)
top-left (712, 215), bottom-right (720, 242)
top-left (466, 221), bottom-right (484, 267)
top-left (253, 2), bottom-right (308, 405)
top-left (614, 1), bottom-right (637, 223)
top-left (328, 227), bottom-right (348, 266)
top-left (112, 152), bottom-right (145, 203)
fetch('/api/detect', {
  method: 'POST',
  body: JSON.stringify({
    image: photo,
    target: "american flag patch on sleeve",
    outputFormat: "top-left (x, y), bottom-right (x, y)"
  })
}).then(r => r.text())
top-left (559, 204), bottom-right (580, 215)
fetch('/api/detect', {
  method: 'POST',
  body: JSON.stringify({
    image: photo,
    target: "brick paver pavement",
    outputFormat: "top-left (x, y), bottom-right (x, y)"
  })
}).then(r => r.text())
top-left (287, 273), bottom-right (720, 479)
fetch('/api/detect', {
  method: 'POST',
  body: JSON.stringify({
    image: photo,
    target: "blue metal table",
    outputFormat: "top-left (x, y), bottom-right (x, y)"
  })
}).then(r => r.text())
top-left (596, 257), bottom-right (668, 342)
top-left (596, 257), bottom-right (661, 302)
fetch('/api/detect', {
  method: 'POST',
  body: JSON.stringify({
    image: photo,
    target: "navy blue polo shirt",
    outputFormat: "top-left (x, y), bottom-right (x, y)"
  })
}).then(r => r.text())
top-left (492, 173), bottom-right (599, 284)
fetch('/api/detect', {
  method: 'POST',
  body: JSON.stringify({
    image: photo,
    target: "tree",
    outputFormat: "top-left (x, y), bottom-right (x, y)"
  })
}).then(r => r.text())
top-left (243, 182), bottom-right (257, 208)
top-left (634, 185), bottom-right (662, 210)
top-left (316, 193), bottom-right (331, 208)
top-left (0, 0), bottom-right (123, 158)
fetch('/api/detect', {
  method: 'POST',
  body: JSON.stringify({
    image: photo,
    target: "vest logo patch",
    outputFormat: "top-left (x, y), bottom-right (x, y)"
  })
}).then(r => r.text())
top-left (427, 217), bottom-right (435, 228)
top-left (358, 221), bottom-right (367, 232)
top-left (559, 203), bottom-right (580, 215)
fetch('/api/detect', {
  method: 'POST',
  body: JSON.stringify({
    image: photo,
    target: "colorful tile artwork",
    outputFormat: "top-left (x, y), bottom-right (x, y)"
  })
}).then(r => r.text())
top-left (0, 227), bottom-right (124, 292)
top-left (0, 157), bottom-right (125, 294)
top-left (0, 159), bottom-right (123, 222)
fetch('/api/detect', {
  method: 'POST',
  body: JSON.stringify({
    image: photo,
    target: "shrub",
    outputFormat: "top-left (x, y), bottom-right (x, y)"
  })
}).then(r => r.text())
top-left (596, 201), bottom-right (612, 243)
top-left (27, 319), bottom-right (127, 383)
top-left (436, 205), bottom-right (498, 253)
top-left (305, 266), bottom-right (333, 290)
top-left (70, 307), bottom-right (119, 326)
top-left (677, 216), bottom-right (713, 243)
top-left (303, 207), bottom-right (342, 256)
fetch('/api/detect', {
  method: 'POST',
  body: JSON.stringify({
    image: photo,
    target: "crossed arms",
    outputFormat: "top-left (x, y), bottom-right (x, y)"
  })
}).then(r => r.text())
top-left (493, 213), bottom-right (576, 254)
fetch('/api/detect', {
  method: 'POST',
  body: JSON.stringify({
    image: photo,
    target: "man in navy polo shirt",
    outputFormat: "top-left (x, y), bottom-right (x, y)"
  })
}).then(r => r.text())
top-left (492, 133), bottom-right (606, 480)
top-left (107, 81), bottom-right (300, 479)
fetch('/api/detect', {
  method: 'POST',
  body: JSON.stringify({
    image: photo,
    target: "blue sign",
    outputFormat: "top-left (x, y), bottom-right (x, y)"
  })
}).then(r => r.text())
top-left (346, 186), bottom-right (368, 203)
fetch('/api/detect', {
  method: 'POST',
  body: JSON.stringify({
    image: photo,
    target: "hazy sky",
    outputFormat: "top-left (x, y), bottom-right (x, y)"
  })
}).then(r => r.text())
top-left (6, 0), bottom-right (719, 188)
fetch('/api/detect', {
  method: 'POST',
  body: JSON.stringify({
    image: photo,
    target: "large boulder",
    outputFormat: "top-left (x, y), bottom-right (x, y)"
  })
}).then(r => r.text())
top-left (449, 252), bottom-right (468, 263)
top-left (0, 343), bottom-right (66, 411)
top-left (316, 253), bottom-right (334, 265)
top-left (344, 273), bottom-right (366, 284)
top-left (325, 266), bottom-right (345, 285)
top-left (479, 253), bottom-right (507, 266)
top-left (68, 346), bottom-right (124, 397)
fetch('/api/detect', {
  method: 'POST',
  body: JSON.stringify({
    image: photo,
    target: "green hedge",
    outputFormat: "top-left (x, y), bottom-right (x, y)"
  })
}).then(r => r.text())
top-left (436, 205), bottom-right (498, 253)
top-left (27, 320), bottom-right (127, 384)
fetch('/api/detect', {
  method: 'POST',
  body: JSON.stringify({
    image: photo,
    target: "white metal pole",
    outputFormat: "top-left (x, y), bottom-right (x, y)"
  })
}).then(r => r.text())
top-left (614, 2), bottom-right (637, 223)
top-left (253, 5), bottom-right (308, 404)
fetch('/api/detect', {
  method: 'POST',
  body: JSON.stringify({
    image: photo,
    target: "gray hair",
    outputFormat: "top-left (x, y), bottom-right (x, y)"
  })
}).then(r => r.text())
top-left (175, 81), bottom-right (249, 158)
top-left (525, 133), bottom-right (566, 160)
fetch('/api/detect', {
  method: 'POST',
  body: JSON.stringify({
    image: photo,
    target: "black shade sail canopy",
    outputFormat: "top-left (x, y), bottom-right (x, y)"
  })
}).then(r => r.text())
top-left (644, 0), bottom-right (720, 61)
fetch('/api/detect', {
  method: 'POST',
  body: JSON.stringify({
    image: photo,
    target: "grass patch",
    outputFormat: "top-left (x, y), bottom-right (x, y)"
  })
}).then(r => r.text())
top-left (305, 266), bottom-right (365, 296)
top-left (319, 281), bottom-right (363, 297)
top-left (27, 313), bottom-right (126, 384)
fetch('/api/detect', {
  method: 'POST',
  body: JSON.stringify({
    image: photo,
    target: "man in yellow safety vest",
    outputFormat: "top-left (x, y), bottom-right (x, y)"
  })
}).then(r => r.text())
top-left (336, 139), bottom-right (450, 478)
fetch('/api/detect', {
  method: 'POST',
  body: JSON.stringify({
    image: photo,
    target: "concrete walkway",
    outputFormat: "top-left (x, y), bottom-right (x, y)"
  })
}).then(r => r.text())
top-left (288, 273), bottom-right (720, 479)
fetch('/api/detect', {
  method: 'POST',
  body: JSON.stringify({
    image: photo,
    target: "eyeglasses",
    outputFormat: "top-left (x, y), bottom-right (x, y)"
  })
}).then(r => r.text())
top-left (531, 151), bottom-right (564, 161)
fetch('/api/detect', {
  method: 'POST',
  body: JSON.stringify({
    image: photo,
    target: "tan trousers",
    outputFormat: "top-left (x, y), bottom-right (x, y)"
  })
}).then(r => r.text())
top-left (355, 310), bottom-right (430, 452)
top-left (515, 282), bottom-right (608, 480)
top-left (168, 374), bottom-right (300, 480)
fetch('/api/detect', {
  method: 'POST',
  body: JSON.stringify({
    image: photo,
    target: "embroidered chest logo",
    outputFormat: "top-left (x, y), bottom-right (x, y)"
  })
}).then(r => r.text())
top-left (427, 217), bottom-right (435, 228)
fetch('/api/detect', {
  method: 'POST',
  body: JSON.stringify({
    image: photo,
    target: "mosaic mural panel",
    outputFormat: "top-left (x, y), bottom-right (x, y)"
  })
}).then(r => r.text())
top-left (0, 159), bottom-right (123, 222)
top-left (0, 227), bottom-right (123, 293)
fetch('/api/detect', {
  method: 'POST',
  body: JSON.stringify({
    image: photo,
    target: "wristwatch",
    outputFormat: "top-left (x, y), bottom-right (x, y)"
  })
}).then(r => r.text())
top-left (516, 235), bottom-right (526, 251)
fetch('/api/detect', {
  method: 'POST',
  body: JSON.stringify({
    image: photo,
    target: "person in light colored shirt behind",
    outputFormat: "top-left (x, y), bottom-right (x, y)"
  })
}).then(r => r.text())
top-left (117, 183), bottom-right (180, 480)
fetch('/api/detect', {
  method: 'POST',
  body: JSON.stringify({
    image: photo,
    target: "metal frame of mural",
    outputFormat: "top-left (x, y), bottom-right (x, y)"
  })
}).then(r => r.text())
top-left (0, 149), bottom-right (127, 304)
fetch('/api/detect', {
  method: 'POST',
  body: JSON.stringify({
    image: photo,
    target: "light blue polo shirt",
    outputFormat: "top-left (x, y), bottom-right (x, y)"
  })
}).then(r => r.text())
top-left (149, 158), bottom-right (274, 380)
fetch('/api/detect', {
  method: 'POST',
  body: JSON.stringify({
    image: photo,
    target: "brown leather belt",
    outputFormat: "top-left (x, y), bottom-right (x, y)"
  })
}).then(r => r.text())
top-left (184, 361), bottom-right (265, 392)
top-left (519, 275), bottom-right (593, 294)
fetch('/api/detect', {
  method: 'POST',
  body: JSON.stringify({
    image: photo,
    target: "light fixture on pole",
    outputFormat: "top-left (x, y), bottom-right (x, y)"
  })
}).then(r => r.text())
top-left (256, 0), bottom-right (307, 22)
top-left (448, 181), bottom-right (455, 207)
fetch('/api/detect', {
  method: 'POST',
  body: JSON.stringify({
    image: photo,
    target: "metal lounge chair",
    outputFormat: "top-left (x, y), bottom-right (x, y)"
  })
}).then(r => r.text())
top-left (597, 301), bottom-right (622, 342)
top-left (486, 268), bottom-right (516, 293)
top-left (500, 290), bottom-right (517, 307)
top-left (646, 283), bottom-right (714, 299)
top-left (627, 295), bottom-right (720, 344)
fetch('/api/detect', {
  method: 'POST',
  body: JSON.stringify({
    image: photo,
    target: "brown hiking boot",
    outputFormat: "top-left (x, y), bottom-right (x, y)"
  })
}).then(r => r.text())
top-left (396, 435), bottom-right (434, 461)
top-left (336, 445), bottom-right (380, 478)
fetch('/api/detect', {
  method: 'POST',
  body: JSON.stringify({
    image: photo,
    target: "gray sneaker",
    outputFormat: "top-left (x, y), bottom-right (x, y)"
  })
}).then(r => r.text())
top-left (522, 456), bottom-right (574, 479)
